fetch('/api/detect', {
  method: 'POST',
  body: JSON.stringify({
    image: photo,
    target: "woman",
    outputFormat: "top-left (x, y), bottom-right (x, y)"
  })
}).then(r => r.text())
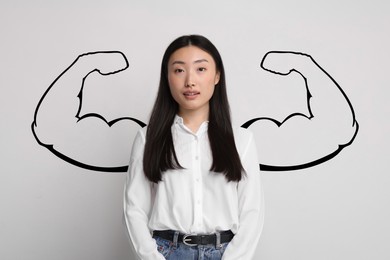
top-left (124, 35), bottom-right (264, 260)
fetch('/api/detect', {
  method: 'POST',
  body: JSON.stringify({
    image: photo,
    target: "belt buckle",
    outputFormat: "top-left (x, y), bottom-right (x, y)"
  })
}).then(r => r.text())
top-left (183, 234), bottom-right (197, 247)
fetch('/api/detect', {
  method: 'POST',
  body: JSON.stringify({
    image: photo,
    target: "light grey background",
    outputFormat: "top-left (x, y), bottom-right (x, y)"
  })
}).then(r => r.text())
top-left (1, 0), bottom-right (389, 259)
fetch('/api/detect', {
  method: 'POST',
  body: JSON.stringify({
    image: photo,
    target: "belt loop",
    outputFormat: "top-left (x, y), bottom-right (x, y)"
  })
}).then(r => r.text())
top-left (173, 231), bottom-right (180, 248)
top-left (215, 231), bottom-right (222, 249)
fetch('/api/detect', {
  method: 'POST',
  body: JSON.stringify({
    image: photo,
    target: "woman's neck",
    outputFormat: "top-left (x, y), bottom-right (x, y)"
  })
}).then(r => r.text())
top-left (178, 108), bottom-right (209, 134)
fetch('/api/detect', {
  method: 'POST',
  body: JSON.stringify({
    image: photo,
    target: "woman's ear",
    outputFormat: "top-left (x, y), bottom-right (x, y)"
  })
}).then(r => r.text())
top-left (215, 71), bottom-right (220, 85)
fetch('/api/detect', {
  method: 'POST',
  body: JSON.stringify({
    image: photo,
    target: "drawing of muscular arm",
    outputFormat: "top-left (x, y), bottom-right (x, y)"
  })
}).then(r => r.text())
top-left (242, 51), bottom-right (359, 171)
top-left (32, 51), bottom-right (145, 172)
top-left (32, 50), bottom-right (358, 173)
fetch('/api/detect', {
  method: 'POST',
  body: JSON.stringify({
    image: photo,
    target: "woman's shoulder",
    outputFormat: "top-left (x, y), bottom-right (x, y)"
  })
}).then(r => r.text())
top-left (232, 126), bottom-right (254, 147)
top-left (130, 126), bottom-right (148, 158)
top-left (132, 126), bottom-right (147, 142)
top-left (232, 126), bottom-right (254, 139)
top-left (232, 126), bottom-right (258, 160)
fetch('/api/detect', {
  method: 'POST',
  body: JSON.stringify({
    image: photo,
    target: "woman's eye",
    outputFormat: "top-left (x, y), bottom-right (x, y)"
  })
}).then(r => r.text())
top-left (198, 67), bottom-right (207, 72)
top-left (174, 68), bottom-right (184, 73)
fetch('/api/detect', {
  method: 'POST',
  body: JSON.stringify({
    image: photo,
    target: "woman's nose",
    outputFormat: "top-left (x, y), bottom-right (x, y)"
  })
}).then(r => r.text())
top-left (185, 72), bottom-right (195, 87)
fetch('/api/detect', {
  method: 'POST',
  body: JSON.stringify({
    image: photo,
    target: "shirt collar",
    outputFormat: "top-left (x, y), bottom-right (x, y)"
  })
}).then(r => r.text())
top-left (174, 114), bottom-right (184, 125)
top-left (174, 115), bottom-right (209, 135)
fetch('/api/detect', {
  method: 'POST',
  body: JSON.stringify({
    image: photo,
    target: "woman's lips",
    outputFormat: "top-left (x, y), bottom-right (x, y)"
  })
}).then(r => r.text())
top-left (184, 91), bottom-right (200, 99)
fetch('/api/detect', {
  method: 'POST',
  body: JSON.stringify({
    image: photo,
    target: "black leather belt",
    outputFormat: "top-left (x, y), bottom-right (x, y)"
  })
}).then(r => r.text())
top-left (153, 230), bottom-right (234, 247)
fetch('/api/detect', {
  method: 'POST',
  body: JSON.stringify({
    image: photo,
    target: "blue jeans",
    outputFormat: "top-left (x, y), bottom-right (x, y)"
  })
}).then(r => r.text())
top-left (154, 234), bottom-right (229, 260)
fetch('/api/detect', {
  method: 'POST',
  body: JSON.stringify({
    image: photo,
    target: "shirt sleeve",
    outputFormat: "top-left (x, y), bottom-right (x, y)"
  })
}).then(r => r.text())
top-left (123, 129), bottom-right (165, 260)
top-left (222, 131), bottom-right (265, 260)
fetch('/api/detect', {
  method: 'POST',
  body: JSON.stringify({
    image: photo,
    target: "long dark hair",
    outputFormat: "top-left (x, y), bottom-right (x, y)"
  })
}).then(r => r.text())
top-left (143, 34), bottom-right (245, 183)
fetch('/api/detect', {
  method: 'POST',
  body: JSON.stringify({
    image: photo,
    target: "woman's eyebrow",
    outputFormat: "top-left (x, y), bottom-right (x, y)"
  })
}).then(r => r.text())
top-left (194, 59), bottom-right (209, 64)
top-left (171, 60), bottom-right (185, 65)
top-left (171, 59), bottom-right (209, 65)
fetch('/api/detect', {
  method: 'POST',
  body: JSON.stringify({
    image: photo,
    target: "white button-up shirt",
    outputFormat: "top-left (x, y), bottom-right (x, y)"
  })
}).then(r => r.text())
top-left (124, 116), bottom-right (264, 260)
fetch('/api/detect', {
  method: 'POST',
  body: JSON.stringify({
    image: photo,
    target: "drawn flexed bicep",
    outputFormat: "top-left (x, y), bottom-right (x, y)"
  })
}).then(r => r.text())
top-left (243, 51), bottom-right (359, 171)
top-left (32, 51), bottom-right (145, 172)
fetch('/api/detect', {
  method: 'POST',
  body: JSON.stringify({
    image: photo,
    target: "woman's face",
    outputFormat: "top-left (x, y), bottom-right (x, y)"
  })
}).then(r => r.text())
top-left (167, 46), bottom-right (220, 117)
